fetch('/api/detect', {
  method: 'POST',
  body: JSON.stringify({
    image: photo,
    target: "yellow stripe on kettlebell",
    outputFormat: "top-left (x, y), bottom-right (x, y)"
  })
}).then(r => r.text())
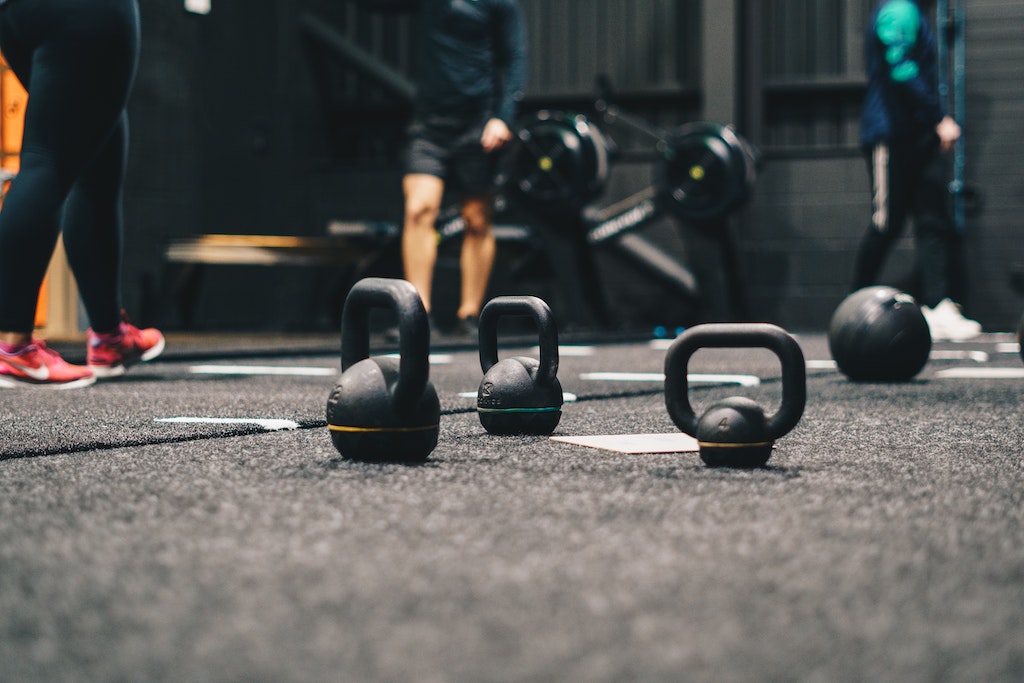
top-left (328, 423), bottom-right (439, 434)
top-left (697, 440), bottom-right (773, 449)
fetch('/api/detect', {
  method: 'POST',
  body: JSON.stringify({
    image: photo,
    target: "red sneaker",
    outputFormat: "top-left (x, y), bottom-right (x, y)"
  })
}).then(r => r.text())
top-left (87, 316), bottom-right (165, 378)
top-left (0, 340), bottom-right (96, 389)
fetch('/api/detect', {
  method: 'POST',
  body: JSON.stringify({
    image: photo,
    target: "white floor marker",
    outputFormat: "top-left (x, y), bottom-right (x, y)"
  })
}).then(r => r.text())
top-left (156, 417), bottom-right (300, 431)
top-left (530, 345), bottom-right (595, 357)
top-left (579, 372), bottom-right (760, 386)
top-left (935, 367), bottom-right (1024, 379)
top-left (458, 391), bottom-right (577, 402)
top-left (384, 353), bottom-right (453, 364)
top-left (551, 433), bottom-right (699, 454)
top-left (930, 349), bottom-right (989, 363)
top-left (190, 365), bottom-right (337, 377)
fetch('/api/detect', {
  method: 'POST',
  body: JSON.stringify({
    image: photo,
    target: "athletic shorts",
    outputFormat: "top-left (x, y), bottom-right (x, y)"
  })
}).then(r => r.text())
top-left (405, 113), bottom-right (498, 197)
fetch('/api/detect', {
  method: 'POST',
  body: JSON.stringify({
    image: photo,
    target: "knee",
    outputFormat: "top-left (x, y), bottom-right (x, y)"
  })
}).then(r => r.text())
top-left (404, 196), bottom-right (440, 231)
top-left (461, 201), bottom-right (492, 237)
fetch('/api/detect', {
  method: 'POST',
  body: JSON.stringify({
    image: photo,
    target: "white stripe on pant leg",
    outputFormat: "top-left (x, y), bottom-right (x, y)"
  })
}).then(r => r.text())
top-left (872, 144), bottom-right (890, 232)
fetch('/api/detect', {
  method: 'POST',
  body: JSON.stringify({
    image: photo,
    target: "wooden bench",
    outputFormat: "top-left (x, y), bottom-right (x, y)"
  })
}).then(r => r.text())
top-left (160, 219), bottom-right (539, 329)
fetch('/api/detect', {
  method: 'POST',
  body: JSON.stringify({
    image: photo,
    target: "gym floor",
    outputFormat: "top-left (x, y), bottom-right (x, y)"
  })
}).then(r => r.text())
top-left (1, 329), bottom-right (1022, 682)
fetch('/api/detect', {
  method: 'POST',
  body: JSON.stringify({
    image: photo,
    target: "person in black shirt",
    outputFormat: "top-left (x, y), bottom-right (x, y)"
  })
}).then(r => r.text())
top-left (401, 0), bottom-right (527, 336)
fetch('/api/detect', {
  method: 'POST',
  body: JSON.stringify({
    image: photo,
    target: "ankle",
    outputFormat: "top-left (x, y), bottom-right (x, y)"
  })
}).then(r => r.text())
top-left (0, 330), bottom-right (31, 346)
top-left (91, 323), bottom-right (127, 343)
top-left (0, 339), bottom-right (32, 354)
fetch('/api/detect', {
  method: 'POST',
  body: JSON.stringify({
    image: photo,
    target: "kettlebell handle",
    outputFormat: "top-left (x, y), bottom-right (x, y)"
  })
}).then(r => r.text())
top-left (478, 296), bottom-right (559, 386)
top-left (664, 323), bottom-right (806, 440)
top-left (341, 278), bottom-right (431, 413)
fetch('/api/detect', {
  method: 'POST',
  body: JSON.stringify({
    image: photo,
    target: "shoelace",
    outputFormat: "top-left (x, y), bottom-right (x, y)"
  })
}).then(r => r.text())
top-left (91, 323), bottom-right (131, 348)
top-left (29, 340), bottom-right (65, 365)
top-left (118, 325), bottom-right (142, 348)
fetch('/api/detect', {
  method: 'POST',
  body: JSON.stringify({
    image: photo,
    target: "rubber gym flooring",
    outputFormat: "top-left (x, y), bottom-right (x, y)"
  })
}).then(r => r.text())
top-left (1, 329), bottom-right (1022, 682)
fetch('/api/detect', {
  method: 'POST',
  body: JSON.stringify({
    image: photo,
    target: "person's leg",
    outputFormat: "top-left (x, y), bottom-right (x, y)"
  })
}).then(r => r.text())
top-left (60, 0), bottom-right (139, 333)
top-left (62, 112), bottom-right (129, 334)
top-left (0, 0), bottom-right (139, 342)
top-left (0, 29), bottom-right (68, 342)
top-left (450, 117), bottom-right (500, 323)
top-left (457, 194), bottom-right (496, 321)
top-left (852, 142), bottom-right (912, 292)
top-left (912, 136), bottom-right (980, 339)
top-left (911, 135), bottom-right (963, 307)
top-left (402, 173), bottom-right (445, 313)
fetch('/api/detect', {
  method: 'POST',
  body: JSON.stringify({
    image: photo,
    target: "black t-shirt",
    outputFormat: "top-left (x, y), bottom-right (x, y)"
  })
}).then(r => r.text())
top-left (414, 0), bottom-right (527, 125)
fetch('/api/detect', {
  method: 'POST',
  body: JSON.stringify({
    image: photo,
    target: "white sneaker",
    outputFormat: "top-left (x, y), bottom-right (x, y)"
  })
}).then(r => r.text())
top-left (921, 298), bottom-right (982, 341)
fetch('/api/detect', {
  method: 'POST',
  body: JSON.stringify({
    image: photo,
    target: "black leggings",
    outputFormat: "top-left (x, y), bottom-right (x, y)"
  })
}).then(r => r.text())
top-left (0, 0), bottom-right (139, 334)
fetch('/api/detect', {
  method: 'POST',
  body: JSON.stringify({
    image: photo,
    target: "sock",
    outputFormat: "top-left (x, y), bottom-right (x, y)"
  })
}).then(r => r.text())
top-left (0, 340), bottom-right (32, 355)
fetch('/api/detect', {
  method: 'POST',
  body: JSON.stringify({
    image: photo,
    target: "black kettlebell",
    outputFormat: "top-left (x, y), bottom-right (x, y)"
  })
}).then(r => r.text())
top-left (326, 278), bottom-right (440, 462)
top-left (477, 296), bottom-right (563, 435)
top-left (664, 323), bottom-right (806, 468)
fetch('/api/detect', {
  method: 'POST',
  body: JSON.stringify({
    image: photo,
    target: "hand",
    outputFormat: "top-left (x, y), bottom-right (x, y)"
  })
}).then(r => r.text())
top-left (480, 118), bottom-right (512, 153)
top-left (936, 115), bottom-right (961, 153)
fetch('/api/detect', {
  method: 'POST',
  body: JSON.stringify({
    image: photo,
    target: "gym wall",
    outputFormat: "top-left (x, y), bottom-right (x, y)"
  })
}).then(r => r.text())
top-left (122, 0), bottom-right (1024, 332)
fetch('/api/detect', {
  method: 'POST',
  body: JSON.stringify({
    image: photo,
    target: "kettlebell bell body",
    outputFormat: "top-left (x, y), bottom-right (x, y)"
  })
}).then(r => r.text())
top-left (477, 296), bottom-right (563, 435)
top-left (327, 278), bottom-right (440, 462)
top-left (664, 323), bottom-right (806, 468)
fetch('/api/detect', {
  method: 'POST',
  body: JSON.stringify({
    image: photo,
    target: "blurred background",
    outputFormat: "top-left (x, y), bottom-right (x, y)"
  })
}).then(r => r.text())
top-left (9, 0), bottom-right (1021, 336)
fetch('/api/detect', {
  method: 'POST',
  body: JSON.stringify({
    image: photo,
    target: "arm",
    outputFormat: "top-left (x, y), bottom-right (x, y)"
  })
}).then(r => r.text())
top-left (480, 1), bottom-right (528, 152)
top-left (491, 0), bottom-right (527, 128)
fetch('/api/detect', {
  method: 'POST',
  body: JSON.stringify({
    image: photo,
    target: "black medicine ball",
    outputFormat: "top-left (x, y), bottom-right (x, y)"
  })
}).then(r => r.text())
top-left (828, 286), bottom-right (932, 381)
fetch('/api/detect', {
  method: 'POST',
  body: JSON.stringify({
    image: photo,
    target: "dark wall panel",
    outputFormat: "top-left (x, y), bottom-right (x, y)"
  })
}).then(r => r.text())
top-left (120, 0), bottom-right (1023, 332)
top-left (959, 0), bottom-right (1024, 328)
top-left (123, 3), bottom-right (206, 323)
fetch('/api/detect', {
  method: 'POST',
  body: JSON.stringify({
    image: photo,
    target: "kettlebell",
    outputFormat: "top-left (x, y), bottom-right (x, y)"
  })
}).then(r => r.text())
top-left (477, 296), bottom-right (563, 435)
top-left (326, 277), bottom-right (440, 462)
top-left (664, 323), bottom-right (806, 468)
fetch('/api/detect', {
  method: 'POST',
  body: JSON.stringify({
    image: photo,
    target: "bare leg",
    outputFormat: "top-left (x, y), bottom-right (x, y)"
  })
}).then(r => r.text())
top-left (402, 174), bottom-right (445, 313)
top-left (458, 195), bottom-right (496, 320)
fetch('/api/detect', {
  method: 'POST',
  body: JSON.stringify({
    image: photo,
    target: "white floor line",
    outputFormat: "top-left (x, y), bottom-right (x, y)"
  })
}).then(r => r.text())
top-left (156, 417), bottom-right (300, 431)
top-left (458, 391), bottom-right (578, 402)
top-left (930, 349), bottom-right (990, 362)
top-left (934, 367), bottom-right (1024, 379)
top-left (579, 372), bottom-right (760, 386)
top-left (535, 345), bottom-right (596, 357)
top-left (190, 365), bottom-right (337, 377)
top-left (383, 353), bottom-right (453, 364)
